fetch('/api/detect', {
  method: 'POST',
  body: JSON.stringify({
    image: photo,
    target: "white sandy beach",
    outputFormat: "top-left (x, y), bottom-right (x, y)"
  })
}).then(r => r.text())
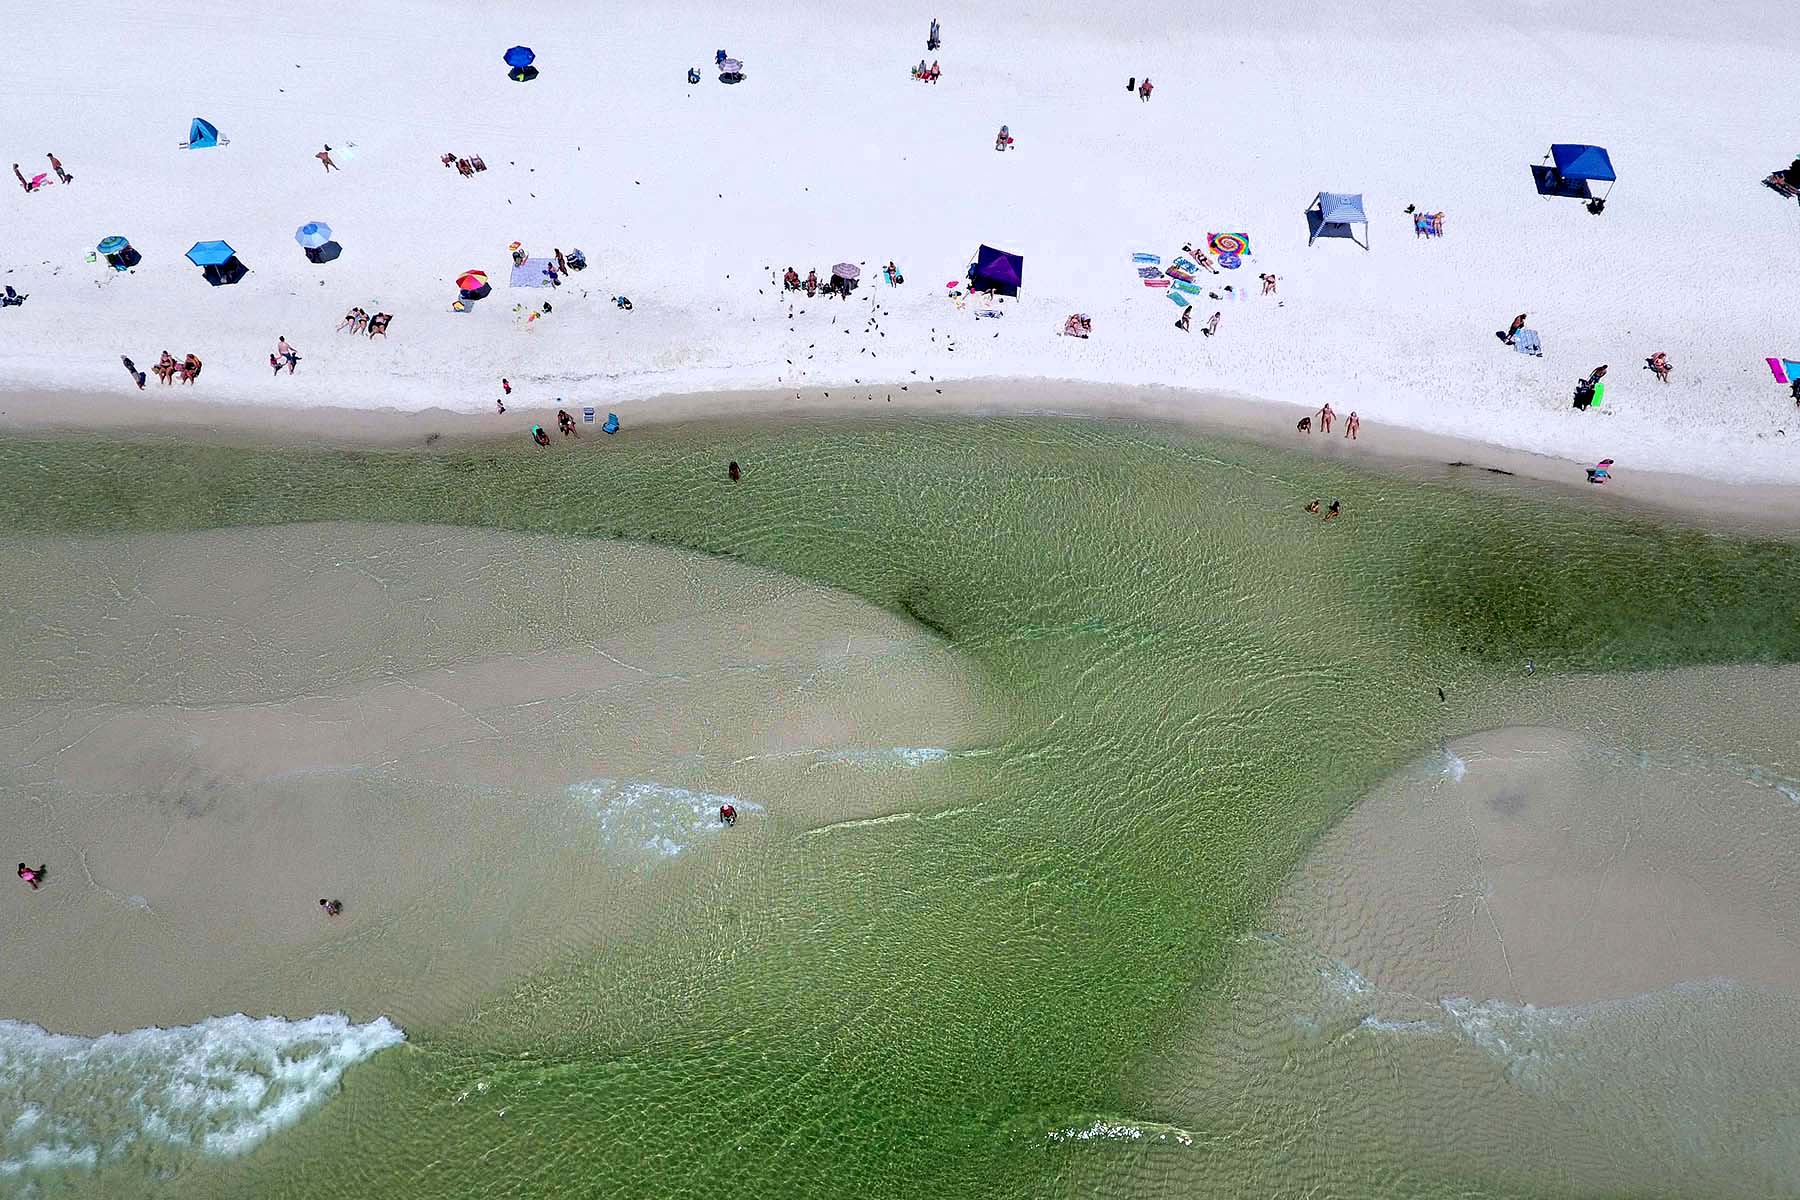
top-left (3, 0), bottom-right (1797, 482)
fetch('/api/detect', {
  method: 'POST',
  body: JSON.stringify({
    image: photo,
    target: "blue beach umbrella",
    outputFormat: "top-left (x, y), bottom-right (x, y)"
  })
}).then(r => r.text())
top-left (186, 240), bottom-right (236, 267)
top-left (503, 45), bottom-right (535, 68)
top-left (97, 236), bottom-right (129, 255)
top-left (294, 221), bottom-right (333, 248)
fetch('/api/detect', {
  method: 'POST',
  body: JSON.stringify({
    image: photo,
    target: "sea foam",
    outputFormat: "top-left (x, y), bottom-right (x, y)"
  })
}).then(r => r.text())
top-left (0, 1013), bottom-right (403, 1178)
top-left (569, 778), bottom-right (762, 859)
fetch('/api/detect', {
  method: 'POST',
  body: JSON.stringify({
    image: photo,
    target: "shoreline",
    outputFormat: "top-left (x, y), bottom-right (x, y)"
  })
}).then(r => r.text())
top-left (5, 378), bottom-right (1798, 534)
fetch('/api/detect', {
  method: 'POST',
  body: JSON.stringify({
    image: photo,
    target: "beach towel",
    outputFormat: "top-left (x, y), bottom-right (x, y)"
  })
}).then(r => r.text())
top-left (509, 258), bottom-right (554, 287)
top-left (1144, 278), bottom-right (1171, 288)
top-left (1513, 329), bottom-right (1542, 356)
top-left (1171, 257), bottom-right (1200, 275)
top-left (1165, 267), bottom-right (1194, 283)
top-left (1168, 291), bottom-right (1190, 307)
top-left (1131, 253), bottom-right (1161, 264)
top-left (1137, 266), bottom-right (1164, 279)
top-left (1173, 281), bottom-right (1200, 294)
top-left (1768, 358), bottom-right (1800, 384)
top-left (1207, 233), bottom-right (1250, 257)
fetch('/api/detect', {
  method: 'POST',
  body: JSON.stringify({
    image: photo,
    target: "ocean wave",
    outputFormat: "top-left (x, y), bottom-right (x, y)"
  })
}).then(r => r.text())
top-left (568, 778), bottom-right (761, 859)
top-left (0, 1013), bottom-right (403, 1178)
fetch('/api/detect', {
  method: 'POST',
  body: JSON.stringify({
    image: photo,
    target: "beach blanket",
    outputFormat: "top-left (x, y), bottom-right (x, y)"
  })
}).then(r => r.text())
top-left (1769, 358), bottom-right (1800, 384)
top-left (509, 258), bottom-right (555, 287)
top-left (1207, 233), bottom-right (1250, 257)
top-left (1513, 329), bottom-right (1543, 356)
top-left (1143, 278), bottom-right (1171, 288)
top-left (1136, 266), bottom-right (1164, 279)
top-left (1131, 253), bottom-right (1161, 264)
top-left (1165, 267), bottom-right (1194, 283)
top-left (1171, 257), bottom-right (1200, 275)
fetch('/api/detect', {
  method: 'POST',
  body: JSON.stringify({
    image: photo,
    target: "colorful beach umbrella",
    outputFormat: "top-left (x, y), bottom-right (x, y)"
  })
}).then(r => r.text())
top-left (97, 236), bottom-right (129, 255)
top-left (456, 270), bottom-right (488, 291)
top-left (831, 263), bottom-right (860, 279)
top-left (503, 45), bottom-right (535, 68)
top-left (185, 240), bottom-right (237, 267)
top-left (294, 221), bottom-right (333, 248)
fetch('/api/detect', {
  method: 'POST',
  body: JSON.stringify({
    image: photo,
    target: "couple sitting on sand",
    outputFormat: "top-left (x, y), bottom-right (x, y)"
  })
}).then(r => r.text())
top-left (153, 351), bottom-right (201, 385)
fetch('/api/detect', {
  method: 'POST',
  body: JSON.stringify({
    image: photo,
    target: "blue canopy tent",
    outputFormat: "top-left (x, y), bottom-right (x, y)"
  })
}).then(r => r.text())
top-left (182, 118), bottom-right (224, 149)
top-left (1532, 143), bottom-right (1616, 202)
top-left (1306, 192), bottom-right (1369, 249)
top-left (186, 240), bottom-right (247, 286)
top-left (968, 244), bottom-right (1024, 295)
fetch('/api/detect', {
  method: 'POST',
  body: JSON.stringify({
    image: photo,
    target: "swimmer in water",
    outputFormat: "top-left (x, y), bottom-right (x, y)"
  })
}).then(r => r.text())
top-left (319, 898), bottom-right (343, 916)
top-left (531, 425), bottom-right (551, 446)
top-left (1305, 499), bottom-right (1320, 514)
top-left (1526, 659), bottom-right (1536, 676)
top-left (1325, 500), bottom-right (1341, 518)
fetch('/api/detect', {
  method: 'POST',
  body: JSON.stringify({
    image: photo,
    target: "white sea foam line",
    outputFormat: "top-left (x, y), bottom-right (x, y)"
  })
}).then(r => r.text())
top-left (0, 1013), bottom-right (404, 1176)
top-left (567, 777), bottom-right (762, 858)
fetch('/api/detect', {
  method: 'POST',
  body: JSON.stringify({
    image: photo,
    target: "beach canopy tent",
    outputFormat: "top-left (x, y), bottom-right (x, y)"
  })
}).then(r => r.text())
top-left (969, 244), bottom-right (1024, 295)
top-left (1532, 143), bottom-right (1616, 200)
top-left (1306, 192), bottom-right (1369, 248)
top-left (183, 117), bottom-right (222, 149)
top-left (186, 240), bottom-right (247, 285)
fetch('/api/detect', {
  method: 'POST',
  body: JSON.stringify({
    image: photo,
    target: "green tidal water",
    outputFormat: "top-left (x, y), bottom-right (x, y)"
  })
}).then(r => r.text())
top-left (5, 415), bottom-right (1800, 1199)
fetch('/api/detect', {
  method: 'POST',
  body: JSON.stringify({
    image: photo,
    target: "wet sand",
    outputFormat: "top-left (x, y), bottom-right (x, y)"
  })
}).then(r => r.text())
top-left (4, 380), bottom-right (1798, 535)
top-left (1083, 664), bottom-right (1800, 1198)
top-left (0, 524), bottom-right (995, 1035)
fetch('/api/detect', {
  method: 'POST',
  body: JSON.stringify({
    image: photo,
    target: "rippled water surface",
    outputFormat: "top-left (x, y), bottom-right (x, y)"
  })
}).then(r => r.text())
top-left (2, 416), bottom-right (1798, 1199)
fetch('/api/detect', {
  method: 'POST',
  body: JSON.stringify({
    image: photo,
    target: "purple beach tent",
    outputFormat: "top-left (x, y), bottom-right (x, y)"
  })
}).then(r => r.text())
top-left (968, 245), bottom-right (1024, 295)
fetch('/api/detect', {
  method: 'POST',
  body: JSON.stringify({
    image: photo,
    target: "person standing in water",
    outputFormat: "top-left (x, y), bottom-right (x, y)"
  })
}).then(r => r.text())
top-left (1343, 411), bottom-right (1360, 440)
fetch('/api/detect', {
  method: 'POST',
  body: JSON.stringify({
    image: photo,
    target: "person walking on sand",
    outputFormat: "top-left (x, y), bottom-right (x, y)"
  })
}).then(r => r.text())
top-left (1174, 306), bottom-right (1192, 332)
top-left (47, 152), bottom-right (70, 184)
top-left (316, 146), bottom-right (339, 172)
top-left (1260, 273), bottom-right (1278, 296)
top-left (1645, 351), bottom-right (1671, 383)
top-left (270, 352), bottom-right (284, 377)
top-left (1318, 402), bottom-right (1335, 433)
top-left (277, 337), bottom-right (299, 374)
top-left (1138, 78), bottom-right (1154, 102)
top-left (17, 863), bottom-right (46, 890)
top-left (1201, 310), bottom-right (1220, 337)
top-left (1344, 411), bottom-right (1360, 440)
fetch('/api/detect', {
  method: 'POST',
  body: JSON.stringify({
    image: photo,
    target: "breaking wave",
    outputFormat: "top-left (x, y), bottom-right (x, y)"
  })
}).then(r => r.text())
top-left (0, 1013), bottom-right (404, 1179)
